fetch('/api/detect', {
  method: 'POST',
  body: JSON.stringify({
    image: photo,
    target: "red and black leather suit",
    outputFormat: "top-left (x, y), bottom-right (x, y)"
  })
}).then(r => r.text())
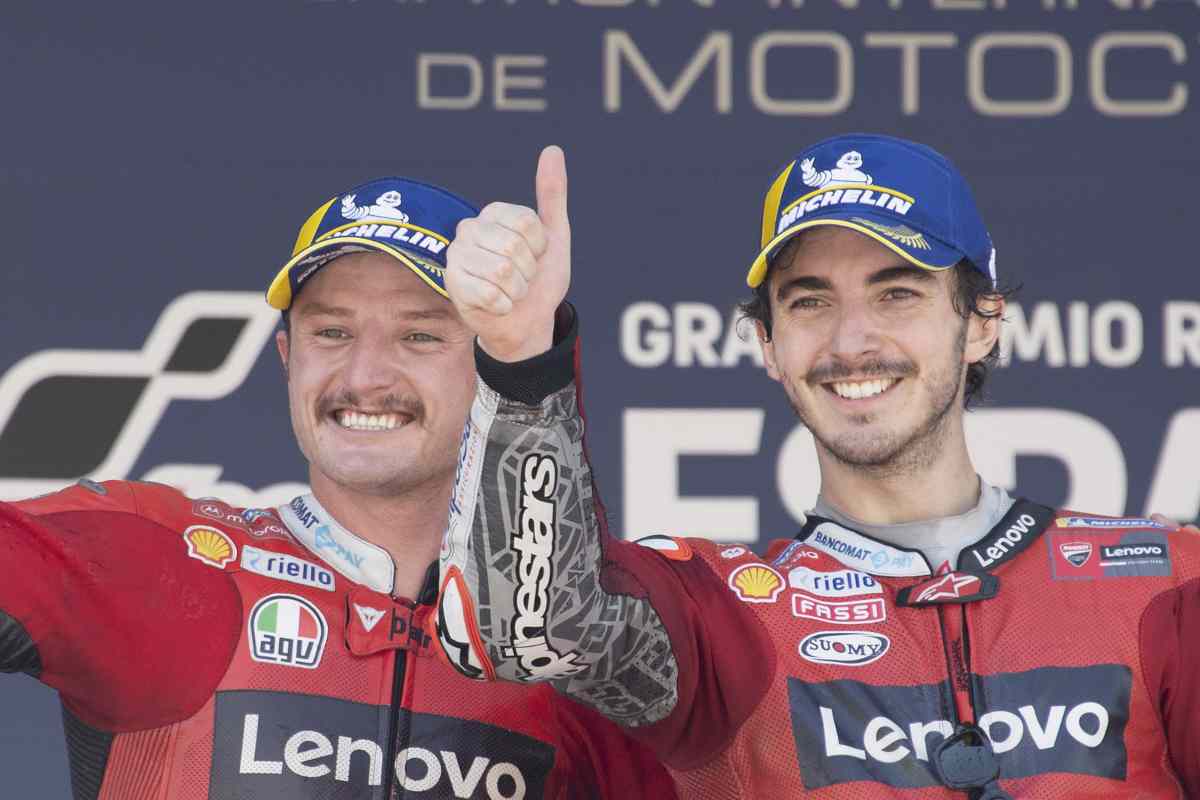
top-left (0, 479), bottom-right (676, 800)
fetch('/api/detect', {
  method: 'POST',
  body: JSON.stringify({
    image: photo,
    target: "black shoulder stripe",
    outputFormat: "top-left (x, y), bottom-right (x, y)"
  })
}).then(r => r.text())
top-left (63, 707), bottom-right (114, 800)
top-left (0, 608), bottom-right (41, 677)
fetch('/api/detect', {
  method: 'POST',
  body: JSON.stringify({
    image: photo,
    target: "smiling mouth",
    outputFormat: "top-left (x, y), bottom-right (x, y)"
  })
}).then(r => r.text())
top-left (332, 409), bottom-right (413, 431)
top-left (824, 378), bottom-right (900, 401)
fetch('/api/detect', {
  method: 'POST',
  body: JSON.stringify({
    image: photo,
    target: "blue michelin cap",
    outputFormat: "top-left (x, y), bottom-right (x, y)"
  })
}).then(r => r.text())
top-left (267, 177), bottom-right (478, 310)
top-left (747, 134), bottom-right (995, 289)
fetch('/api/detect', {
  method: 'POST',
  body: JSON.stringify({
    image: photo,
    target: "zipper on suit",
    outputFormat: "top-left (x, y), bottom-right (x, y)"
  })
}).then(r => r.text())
top-left (382, 649), bottom-right (408, 799)
top-left (935, 596), bottom-right (1012, 800)
top-left (938, 603), bottom-right (976, 726)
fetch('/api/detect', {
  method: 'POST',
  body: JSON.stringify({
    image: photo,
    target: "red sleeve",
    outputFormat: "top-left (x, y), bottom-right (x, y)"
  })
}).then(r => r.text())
top-left (0, 480), bottom-right (242, 731)
top-left (597, 538), bottom-right (776, 770)
top-left (551, 691), bottom-right (678, 800)
top-left (1139, 575), bottom-right (1200, 792)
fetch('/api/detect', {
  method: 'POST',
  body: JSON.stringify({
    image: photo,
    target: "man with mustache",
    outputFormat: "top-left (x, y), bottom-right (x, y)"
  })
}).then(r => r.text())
top-left (0, 176), bottom-right (674, 799)
top-left (438, 140), bottom-right (1200, 798)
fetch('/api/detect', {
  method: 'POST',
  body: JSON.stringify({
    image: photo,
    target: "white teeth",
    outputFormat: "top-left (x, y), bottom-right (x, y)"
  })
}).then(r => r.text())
top-left (336, 410), bottom-right (403, 431)
top-left (831, 379), bottom-right (896, 400)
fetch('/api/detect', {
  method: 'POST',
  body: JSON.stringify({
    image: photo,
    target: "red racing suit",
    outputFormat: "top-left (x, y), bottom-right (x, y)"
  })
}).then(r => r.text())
top-left (437, 310), bottom-right (1200, 798)
top-left (0, 478), bottom-right (677, 800)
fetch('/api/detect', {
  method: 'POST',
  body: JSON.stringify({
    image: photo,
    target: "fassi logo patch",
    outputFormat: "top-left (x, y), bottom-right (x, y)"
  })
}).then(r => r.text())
top-left (212, 691), bottom-right (553, 798)
top-left (792, 593), bottom-right (887, 626)
top-left (787, 664), bottom-right (1131, 790)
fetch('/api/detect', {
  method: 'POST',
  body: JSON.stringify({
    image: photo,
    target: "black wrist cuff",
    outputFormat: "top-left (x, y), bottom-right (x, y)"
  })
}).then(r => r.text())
top-left (474, 304), bottom-right (578, 406)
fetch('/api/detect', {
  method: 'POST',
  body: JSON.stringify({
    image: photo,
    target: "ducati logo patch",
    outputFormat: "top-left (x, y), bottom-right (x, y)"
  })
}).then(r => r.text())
top-left (1059, 541), bottom-right (1093, 568)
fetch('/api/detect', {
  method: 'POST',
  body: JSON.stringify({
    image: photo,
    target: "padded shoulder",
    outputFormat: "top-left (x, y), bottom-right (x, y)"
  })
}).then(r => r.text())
top-left (10, 479), bottom-right (145, 516)
top-left (9, 479), bottom-right (296, 555)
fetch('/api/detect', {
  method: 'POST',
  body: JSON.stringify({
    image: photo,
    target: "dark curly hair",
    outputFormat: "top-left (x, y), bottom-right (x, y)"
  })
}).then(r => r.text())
top-left (737, 240), bottom-right (1017, 408)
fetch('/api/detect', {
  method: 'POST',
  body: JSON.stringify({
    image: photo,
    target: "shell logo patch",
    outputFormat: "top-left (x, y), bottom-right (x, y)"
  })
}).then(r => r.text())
top-left (728, 563), bottom-right (784, 603)
top-left (183, 525), bottom-right (237, 568)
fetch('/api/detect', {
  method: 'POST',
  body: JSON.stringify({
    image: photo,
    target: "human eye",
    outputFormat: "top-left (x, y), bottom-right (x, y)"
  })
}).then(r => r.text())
top-left (788, 295), bottom-right (826, 311)
top-left (314, 327), bottom-right (350, 340)
top-left (403, 331), bottom-right (442, 343)
top-left (881, 286), bottom-right (919, 301)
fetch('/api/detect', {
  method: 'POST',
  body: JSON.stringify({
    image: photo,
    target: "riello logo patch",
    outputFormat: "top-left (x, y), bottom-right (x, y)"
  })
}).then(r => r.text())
top-left (248, 594), bottom-right (328, 669)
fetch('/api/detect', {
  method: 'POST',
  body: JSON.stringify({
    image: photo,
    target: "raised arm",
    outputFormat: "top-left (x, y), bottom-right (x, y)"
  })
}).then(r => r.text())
top-left (436, 148), bottom-right (774, 759)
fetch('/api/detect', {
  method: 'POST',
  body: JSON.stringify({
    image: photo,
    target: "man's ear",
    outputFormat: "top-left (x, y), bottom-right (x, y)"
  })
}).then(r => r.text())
top-left (758, 321), bottom-right (781, 382)
top-left (965, 295), bottom-right (1004, 366)
top-left (275, 329), bottom-right (290, 379)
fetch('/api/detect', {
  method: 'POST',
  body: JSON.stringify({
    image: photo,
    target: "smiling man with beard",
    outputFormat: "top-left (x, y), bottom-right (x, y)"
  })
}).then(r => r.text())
top-left (438, 139), bottom-right (1200, 799)
top-left (0, 176), bottom-right (675, 800)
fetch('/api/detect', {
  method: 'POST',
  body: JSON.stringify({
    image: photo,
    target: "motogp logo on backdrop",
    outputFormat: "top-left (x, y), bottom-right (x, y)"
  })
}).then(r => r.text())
top-left (0, 292), bottom-right (303, 506)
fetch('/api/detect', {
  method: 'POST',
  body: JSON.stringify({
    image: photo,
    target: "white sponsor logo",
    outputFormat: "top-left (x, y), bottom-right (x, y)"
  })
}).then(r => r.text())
top-left (241, 545), bottom-right (335, 592)
top-left (793, 593), bottom-right (887, 626)
top-left (354, 604), bottom-right (387, 633)
top-left (238, 714), bottom-right (529, 798)
top-left (341, 190), bottom-right (410, 223)
top-left (970, 513), bottom-right (1039, 569)
top-left (1059, 516), bottom-right (1168, 530)
top-left (799, 631), bottom-right (890, 666)
top-left (820, 701), bottom-right (1111, 764)
top-left (803, 523), bottom-right (926, 577)
top-left (721, 546), bottom-right (747, 559)
top-left (912, 572), bottom-right (980, 604)
top-left (789, 567), bottom-right (882, 598)
top-left (1102, 545), bottom-right (1165, 559)
top-left (773, 151), bottom-right (913, 234)
top-left (0, 292), bottom-right (302, 506)
top-left (504, 454), bottom-right (584, 681)
top-left (801, 151), bottom-right (873, 188)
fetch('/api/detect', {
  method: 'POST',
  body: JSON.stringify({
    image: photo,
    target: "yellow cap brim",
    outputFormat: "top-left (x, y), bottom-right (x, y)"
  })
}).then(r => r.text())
top-left (266, 238), bottom-right (448, 310)
top-left (746, 218), bottom-right (959, 289)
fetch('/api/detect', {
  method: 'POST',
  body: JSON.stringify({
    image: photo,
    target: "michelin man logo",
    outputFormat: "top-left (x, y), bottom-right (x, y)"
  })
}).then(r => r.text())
top-left (340, 190), bottom-right (410, 223)
top-left (0, 292), bottom-right (306, 506)
top-left (801, 151), bottom-right (873, 189)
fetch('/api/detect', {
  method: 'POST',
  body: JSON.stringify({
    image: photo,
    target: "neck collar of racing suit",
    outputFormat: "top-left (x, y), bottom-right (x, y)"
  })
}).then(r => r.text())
top-left (794, 498), bottom-right (1056, 577)
top-left (277, 493), bottom-right (398, 595)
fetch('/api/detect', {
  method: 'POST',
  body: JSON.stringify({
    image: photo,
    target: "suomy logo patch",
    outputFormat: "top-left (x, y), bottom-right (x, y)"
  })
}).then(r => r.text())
top-left (799, 631), bottom-right (890, 666)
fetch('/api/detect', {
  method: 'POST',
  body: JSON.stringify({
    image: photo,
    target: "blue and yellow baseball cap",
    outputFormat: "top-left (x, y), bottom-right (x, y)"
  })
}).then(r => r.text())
top-left (747, 134), bottom-right (995, 289)
top-left (267, 177), bottom-right (477, 310)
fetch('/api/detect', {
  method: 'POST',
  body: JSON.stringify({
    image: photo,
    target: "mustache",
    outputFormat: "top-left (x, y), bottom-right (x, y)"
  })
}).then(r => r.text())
top-left (805, 359), bottom-right (917, 386)
top-left (317, 390), bottom-right (424, 419)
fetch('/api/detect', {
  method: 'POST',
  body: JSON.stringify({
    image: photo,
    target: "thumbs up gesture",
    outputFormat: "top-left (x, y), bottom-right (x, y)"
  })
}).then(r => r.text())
top-left (446, 146), bottom-right (571, 362)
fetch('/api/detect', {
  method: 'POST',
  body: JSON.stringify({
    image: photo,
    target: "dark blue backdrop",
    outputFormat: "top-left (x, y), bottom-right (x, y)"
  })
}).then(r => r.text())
top-left (2, 1), bottom-right (1197, 795)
